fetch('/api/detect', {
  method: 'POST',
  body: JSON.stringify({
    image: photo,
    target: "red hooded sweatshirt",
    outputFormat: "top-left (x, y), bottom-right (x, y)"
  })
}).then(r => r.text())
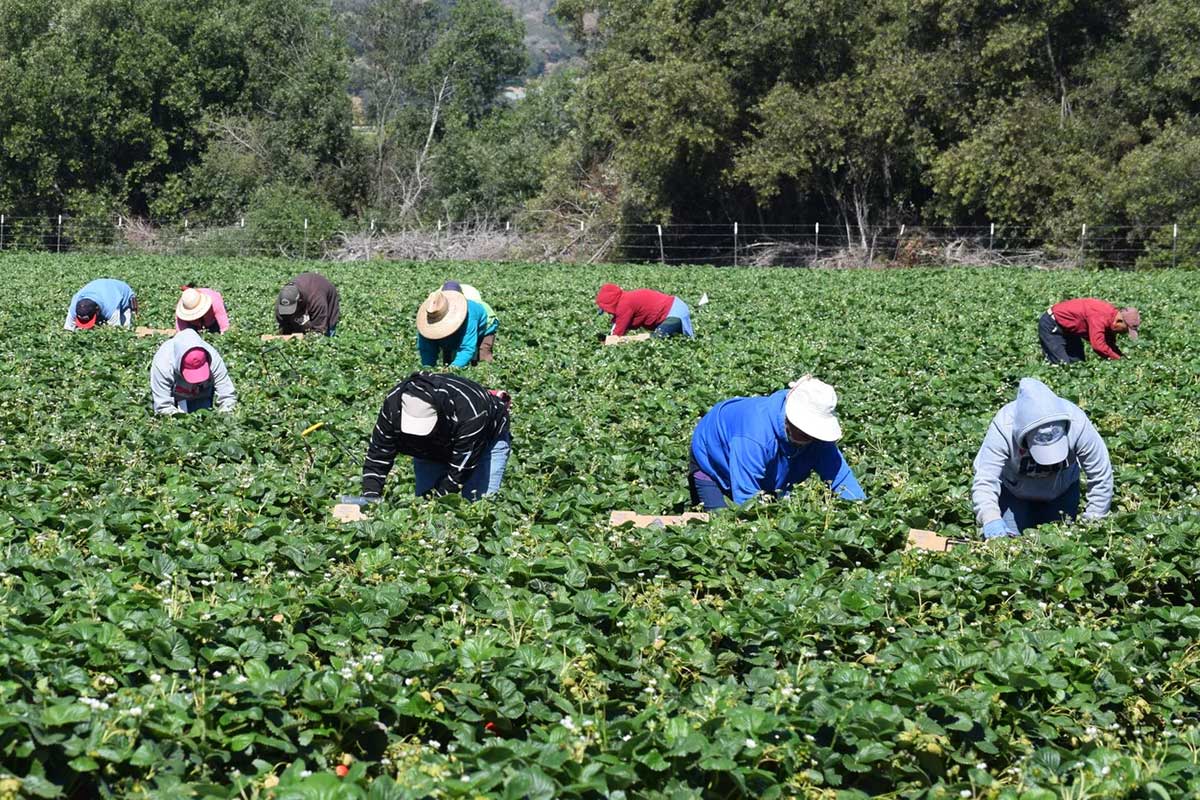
top-left (1050, 298), bottom-right (1122, 359)
top-left (596, 284), bottom-right (674, 336)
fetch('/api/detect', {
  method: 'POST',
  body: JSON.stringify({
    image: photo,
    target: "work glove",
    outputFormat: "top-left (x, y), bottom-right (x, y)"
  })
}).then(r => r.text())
top-left (981, 519), bottom-right (1011, 539)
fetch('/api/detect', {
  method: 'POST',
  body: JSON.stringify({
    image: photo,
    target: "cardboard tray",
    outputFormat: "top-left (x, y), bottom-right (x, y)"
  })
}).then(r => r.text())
top-left (609, 510), bottom-right (709, 528)
top-left (906, 528), bottom-right (972, 552)
top-left (604, 333), bottom-right (652, 345)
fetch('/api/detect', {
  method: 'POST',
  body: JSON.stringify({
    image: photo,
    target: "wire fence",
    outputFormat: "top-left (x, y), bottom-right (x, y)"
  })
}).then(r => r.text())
top-left (0, 213), bottom-right (1190, 268)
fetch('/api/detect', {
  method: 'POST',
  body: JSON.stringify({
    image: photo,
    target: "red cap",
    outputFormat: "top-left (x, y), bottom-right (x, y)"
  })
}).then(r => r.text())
top-left (180, 347), bottom-right (211, 383)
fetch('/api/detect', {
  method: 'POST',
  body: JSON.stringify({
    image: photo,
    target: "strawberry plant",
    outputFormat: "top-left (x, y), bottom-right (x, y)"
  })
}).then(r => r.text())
top-left (1, 253), bottom-right (1199, 797)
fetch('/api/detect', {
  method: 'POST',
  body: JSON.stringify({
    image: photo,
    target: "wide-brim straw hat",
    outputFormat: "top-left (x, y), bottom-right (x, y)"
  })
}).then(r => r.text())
top-left (176, 288), bottom-right (213, 322)
top-left (416, 290), bottom-right (468, 339)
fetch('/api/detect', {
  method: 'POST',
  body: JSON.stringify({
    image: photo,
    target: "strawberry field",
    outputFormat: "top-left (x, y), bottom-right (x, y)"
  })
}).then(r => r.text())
top-left (2, 254), bottom-right (1200, 799)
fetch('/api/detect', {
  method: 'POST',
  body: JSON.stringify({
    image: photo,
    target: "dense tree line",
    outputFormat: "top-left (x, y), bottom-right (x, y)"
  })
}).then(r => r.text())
top-left (2, 0), bottom-right (1199, 259)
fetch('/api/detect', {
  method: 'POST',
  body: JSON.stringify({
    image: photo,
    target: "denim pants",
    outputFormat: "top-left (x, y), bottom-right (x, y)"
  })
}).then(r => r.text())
top-left (414, 432), bottom-right (511, 500)
top-left (1038, 312), bottom-right (1085, 364)
top-left (653, 297), bottom-right (695, 338)
top-left (688, 454), bottom-right (729, 510)
top-left (998, 482), bottom-right (1080, 535)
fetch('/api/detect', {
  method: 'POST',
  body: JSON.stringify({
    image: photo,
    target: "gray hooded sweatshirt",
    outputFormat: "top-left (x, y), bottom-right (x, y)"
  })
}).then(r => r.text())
top-left (150, 329), bottom-right (237, 415)
top-left (972, 378), bottom-right (1112, 526)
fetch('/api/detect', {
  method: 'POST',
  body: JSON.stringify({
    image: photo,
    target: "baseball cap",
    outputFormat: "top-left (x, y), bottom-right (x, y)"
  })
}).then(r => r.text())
top-left (400, 393), bottom-right (438, 436)
top-left (784, 376), bottom-right (843, 442)
top-left (1026, 421), bottom-right (1069, 465)
top-left (1120, 307), bottom-right (1141, 341)
top-left (75, 299), bottom-right (100, 329)
top-left (180, 347), bottom-right (211, 384)
top-left (276, 285), bottom-right (301, 316)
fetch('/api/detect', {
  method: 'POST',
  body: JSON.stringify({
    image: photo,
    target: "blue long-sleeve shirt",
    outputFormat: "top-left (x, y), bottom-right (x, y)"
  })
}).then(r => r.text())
top-left (418, 299), bottom-right (491, 368)
top-left (691, 389), bottom-right (865, 505)
top-left (64, 279), bottom-right (137, 330)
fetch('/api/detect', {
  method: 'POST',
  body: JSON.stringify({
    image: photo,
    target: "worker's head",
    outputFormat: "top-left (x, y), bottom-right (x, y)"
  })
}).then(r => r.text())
top-left (1024, 421), bottom-right (1069, 466)
top-left (75, 299), bottom-right (100, 329)
top-left (1113, 307), bottom-right (1141, 340)
top-left (400, 393), bottom-right (438, 436)
top-left (784, 376), bottom-right (843, 445)
top-left (180, 347), bottom-right (211, 384)
top-left (416, 290), bottom-right (467, 340)
top-left (595, 284), bottom-right (622, 314)
top-left (276, 285), bottom-right (302, 317)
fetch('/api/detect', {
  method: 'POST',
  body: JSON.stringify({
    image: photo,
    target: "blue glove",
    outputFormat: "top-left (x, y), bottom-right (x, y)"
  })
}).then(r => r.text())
top-left (339, 494), bottom-right (379, 507)
top-left (982, 519), bottom-right (1011, 539)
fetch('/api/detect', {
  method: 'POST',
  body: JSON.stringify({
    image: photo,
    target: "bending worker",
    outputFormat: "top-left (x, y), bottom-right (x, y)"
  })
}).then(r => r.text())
top-left (344, 371), bottom-right (511, 504)
top-left (175, 286), bottom-right (230, 333)
top-left (688, 376), bottom-right (865, 510)
top-left (972, 378), bottom-right (1112, 538)
top-left (150, 329), bottom-right (237, 415)
top-left (596, 283), bottom-right (693, 338)
top-left (276, 272), bottom-right (340, 335)
top-left (1039, 298), bottom-right (1140, 363)
top-left (64, 278), bottom-right (137, 330)
top-left (416, 282), bottom-right (498, 367)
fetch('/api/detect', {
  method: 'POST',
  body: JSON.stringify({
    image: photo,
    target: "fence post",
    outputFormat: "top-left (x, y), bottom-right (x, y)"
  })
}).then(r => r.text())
top-left (733, 222), bottom-right (739, 267)
top-left (989, 222), bottom-right (995, 252)
top-left (1080, 223), bottom-right (1087, 266)
top-left (1172, 223), bottom-right (1178, 267)
top-left (57, 214), bottom-right (63, 252)
top-left (814, 222), bottom-right (820, 261)
top-left (894, 224), bottom-right (906, 261)
top-left (1, 214), bottom-right (5, 251)
top-left (657, 224), bottom-right (665, 264)
top-left (303, 218), bottom-right (309, 260)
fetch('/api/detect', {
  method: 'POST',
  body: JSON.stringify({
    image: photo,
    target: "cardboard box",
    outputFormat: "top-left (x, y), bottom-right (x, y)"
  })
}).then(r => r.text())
top-left (604, 333), bottom-right (652, 346)
top-left (609, 510), bottom-right (709, 528)
top-left (332, 503), bottom-right (366, 523)
top-left (905, 528), bottom-right (972, 553)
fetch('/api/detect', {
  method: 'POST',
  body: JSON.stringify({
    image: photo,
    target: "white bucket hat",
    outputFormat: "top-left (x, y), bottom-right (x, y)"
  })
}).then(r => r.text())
top-left (400, 394), bottom-right (438, 436)
top-left (784, 376), bottom-right (843, 442)
top-left (176, 288), bottom-right (213, 322)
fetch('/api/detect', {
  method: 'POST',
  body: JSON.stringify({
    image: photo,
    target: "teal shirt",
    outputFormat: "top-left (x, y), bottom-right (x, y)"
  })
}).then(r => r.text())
top-left (418, 299), bottom-right (491, 367)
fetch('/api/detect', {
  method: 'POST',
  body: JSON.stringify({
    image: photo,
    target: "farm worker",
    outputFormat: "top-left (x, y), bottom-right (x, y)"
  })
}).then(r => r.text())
top-left (175, 286), bottom-right (230, 334)
top-left (972, 377), bottom-right (1112, 538)
top-left (63, 278), bottom-right (137, 331)
top-left (595, 283), bottom-right (693, 338)
top-left (416, 284), bottom-right (496, 367)
top-left (276, 272), bottom-right (340, 336)
top-left (149, 329), bottom-right (237, 415)
top-left (688, 376), bottom-right (865, 510)
top-left (1039, 298), bottom-right (1140, 363)
top-left (446, 281), bottom-right (499, 361)
top-left (344, 371), bottom-right (511, 504)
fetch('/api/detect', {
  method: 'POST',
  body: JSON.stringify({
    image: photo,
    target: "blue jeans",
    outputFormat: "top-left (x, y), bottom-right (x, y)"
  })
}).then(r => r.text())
top-left (998, 482), bottom-right (1080, 534)
top-left (688, 454), bottom-right (729, 510)
top-left (653, 297), bottom-right (694, 338)
top-left (414, 433), bottom-right (511, 501)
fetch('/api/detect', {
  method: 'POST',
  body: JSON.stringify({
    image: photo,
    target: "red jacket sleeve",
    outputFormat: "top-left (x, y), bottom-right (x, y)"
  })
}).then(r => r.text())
top-left (1087, 307), bottom-right (1121, 359)
top-left (611, 300), bottom-right (634, 337)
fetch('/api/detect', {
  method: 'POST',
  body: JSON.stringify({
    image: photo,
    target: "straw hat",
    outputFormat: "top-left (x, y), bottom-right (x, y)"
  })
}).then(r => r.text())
top-left (416, 290), bottom-right (467, 339)
top-left (176, 288), bottom-right (213, 322)
top-left (784, 376), bottom-right (843, 442)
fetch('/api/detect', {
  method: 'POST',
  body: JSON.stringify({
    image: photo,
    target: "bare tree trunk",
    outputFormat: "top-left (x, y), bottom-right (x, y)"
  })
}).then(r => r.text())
top-left (393, 75), bottom-right (451, 221)
top-left (1046, 32), bottom-right (1072, 124)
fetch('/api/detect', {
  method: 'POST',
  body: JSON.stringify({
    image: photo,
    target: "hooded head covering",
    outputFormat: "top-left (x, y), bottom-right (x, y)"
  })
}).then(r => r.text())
top-left (1012, 378), bottom-right (1073, 465)
top-left (596, 284), bottom-right (623, 314)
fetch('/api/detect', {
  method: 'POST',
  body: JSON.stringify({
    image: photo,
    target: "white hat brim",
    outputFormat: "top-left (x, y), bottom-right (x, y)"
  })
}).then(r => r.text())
top-left (176, 291), bottom-right (213, 322)
top-left (416, 292), bottom-right (468, 339)
top-left (1029, 436), bottom-right (1069, 465)
top-left (785, 391), bottom-right (843, 442)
